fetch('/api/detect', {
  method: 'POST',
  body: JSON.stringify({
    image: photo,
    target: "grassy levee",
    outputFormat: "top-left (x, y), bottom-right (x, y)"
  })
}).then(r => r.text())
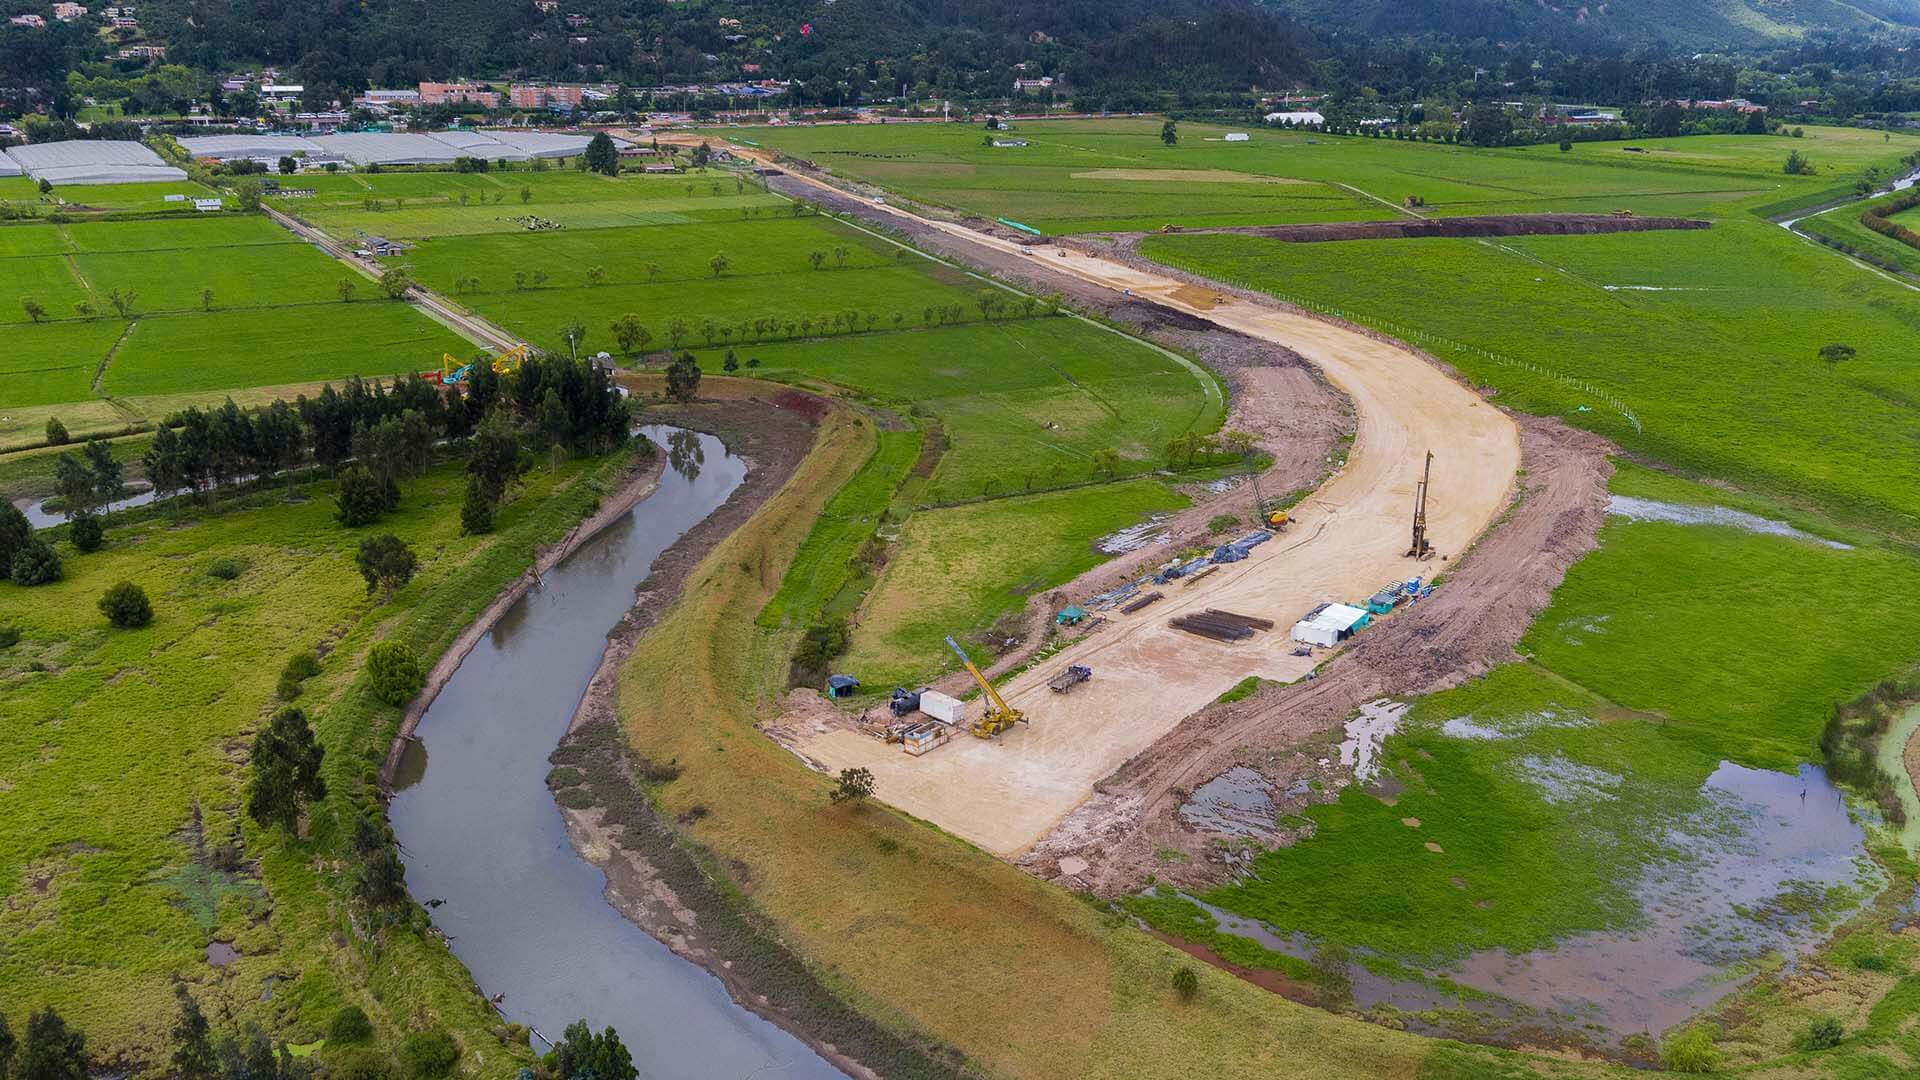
top-left (0, 447), bottom-right (635, 1073)
top-left (756, 425), bottom-right (916, 630)
top-left (608, 401), bottom-right (1565, 1080)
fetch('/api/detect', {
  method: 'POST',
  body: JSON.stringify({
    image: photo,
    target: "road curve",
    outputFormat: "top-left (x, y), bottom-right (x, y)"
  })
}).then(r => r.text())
top-left (733, 146), bottom-right (1523, 857)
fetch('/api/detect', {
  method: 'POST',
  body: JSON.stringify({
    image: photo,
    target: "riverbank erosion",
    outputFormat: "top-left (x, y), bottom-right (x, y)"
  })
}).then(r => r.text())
top-left (563, 397), bottom-right (1537, 1077)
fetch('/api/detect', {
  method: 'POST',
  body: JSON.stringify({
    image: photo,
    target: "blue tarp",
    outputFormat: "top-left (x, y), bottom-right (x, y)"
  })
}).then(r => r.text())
top-left (826, 675), bottom-right (860, 693)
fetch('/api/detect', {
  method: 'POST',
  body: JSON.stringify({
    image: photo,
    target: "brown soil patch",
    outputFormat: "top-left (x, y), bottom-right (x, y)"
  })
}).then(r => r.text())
top-left (1424, 842), bottom-right (1445, 854)
top-left (1111, 213), bottom-right (1710, 245)
top-left (1169, 284), bottom-right (1224, 310)
top-left (1401, 817), bottom-right (1421, 828)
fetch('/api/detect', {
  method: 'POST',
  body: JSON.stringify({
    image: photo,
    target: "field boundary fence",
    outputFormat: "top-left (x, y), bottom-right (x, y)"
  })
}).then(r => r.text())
top-left (1149, 253), bottom-right (1644, 435)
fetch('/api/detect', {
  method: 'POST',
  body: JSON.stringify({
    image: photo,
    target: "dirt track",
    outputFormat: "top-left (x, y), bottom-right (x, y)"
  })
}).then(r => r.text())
top-left (750, 154), bottom-right (1528, 858)
top-left (1112, 213), bottom-right (1709, 244)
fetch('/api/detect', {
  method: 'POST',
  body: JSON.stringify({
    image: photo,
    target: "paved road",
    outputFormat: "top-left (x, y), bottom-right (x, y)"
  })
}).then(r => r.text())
top-left (724, 143), bottom-right (1523, 857)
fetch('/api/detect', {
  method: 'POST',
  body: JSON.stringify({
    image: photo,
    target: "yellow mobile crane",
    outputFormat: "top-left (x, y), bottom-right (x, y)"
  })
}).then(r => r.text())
top-left (945, 635), bottom-right (1024, 739)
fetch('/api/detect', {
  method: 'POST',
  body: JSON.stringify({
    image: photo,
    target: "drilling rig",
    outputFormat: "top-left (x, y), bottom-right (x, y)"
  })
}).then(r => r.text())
top-left (1407, 450), bottom-right (1434, 559)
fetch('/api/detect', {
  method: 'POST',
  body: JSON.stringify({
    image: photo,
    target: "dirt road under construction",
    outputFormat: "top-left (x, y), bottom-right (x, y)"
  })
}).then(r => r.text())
top-left (742, 151), bottom-right (1525, 858)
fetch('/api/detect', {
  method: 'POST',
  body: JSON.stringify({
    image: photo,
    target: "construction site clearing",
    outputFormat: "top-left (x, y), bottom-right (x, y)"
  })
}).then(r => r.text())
top-left (761, 161), bottom-right (1521, 859)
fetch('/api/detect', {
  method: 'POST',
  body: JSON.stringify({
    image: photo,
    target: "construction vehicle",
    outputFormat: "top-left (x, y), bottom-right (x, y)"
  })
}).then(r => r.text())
top-left (944, 635), bottom-right (1024, 739)
top-left (1264, 507), bottom-right (1291, 531)
top-left (1048, 664), bottom-right (1092, 693)
top-left (1407, 450), bottom-right (1434, 559)
top-left (431, 343), bottom-right (529, 386)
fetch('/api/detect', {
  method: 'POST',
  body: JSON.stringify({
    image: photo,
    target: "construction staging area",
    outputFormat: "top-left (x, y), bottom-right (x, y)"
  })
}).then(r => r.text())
top-left (796, 219), bottom-right (1521, 857)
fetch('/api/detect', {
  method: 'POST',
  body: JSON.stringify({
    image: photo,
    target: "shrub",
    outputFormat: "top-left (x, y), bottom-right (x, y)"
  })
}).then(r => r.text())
top-left (328, 1005), bottom-right (375, 1044)
top-left (1798, 1016), bottom-right (1845, 1051)
top-left (367, 640), bottom-right (424, 706)
top-left (397, 1030), bottom-right (460, 1080)
top-left (335, 466), bottom-right (391, 527)
top-left (1854, 952), bottom-right (1891, 971)
top-left (830, 766), bottom-right (874, 804)
top-left (205, 556), bottom-right (245, 580)
top-left (10, 539), bottom-right (62, 586)
top-left (68, 512), bottom-right (103, 553)
top-left (0, 625), bottom-right (18, 649)
top-left (1171, 966), bottom-right (1199, 1001)
top-left (1662, 1026), bottom-right (1720, 1073)
top-left (1207, 513), bottom-right (1240, 535)
top-left (45, 417), bottom-right (69, 445)
top-left (460, 479), bottom-right (494, 535)
top-left (98, 582), bottom-right (153, 628)
top-left (328, 1047), bottom-right (393, 1080)
top-left (277, 650), bottom-right (322, 701)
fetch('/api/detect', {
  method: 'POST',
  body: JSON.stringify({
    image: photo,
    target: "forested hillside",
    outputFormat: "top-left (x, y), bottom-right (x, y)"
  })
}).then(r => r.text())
top-left (1259, 0), bottom-right (1920, 48)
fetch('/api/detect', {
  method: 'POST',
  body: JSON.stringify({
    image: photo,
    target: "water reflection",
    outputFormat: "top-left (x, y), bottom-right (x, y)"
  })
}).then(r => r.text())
top-left (388, 428), bottom-right (841, 1079)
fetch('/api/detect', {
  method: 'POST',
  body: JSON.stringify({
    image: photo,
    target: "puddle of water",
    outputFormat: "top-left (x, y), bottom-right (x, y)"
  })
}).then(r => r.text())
top-left (22, 484), bottom-right (158, 529)
top-left (206, 942), bottom-right (239, 967)
top-left (1440, 710), bottom-right (1584, 741)
top-left (1518, 752), bottom-right (1622, 805)
top-left (1193, 761), bottom-right (1882, 1047)
top-left (1607, 495), bottom-right (1851, 549)
top-left (1096, 514), bottom-right (1171, 554)
top-left (1180, 767), bottom-right (1279, 840)
top-left (1338, 700), bottom-right (1406, 782)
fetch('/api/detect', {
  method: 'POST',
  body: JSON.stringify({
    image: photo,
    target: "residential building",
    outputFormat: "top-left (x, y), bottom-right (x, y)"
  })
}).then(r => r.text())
top-left (532, 0), bottom-right (558, 9)
top-left (52, 4), bottom-right (89, 20)
top-left (115, 44), bottom-right (166, 59)
top-left (9, 13), bottom-right (46, 26)
top-left (260, 83), bottom-right (304, 101)
top-left (418, 82), bottom-right (501, 107)
top-left (1012, 76), bottom-right (1054, 94)
top-left (509, 83), bottom-right (585, 109)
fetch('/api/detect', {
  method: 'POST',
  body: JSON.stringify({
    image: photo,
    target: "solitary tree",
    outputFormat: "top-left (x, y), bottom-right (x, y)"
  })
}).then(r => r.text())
top-left (19, 297), bottom-right (45, 323)
top-left (1172, 966), bottom-right (1200, 1001)
top-left (97, 582), bottom-right (152, 628)
top-left (378, 267), bottom-right (411, 300)
top-left (832, 245), bottom-right (849, 268)
top-left (709, 252), bottom-right (730, 277)
top-left (586, 264), bottom-right (608, 286)
top-left (1091, 448), bottom-right (1121, 478)
top-left (1818, 343), bottom-right (1855, 371)
top-left (585, 132), bottom-right (621, 176)
top-left (520, 185), bottom-right (533, 204)
top-left (337, 278), bottom-right (356, 303)
top-left (355, 534), bottom-right (417, 600)
top-left (199, 287), bottom-right (215, 311)
top-left (106, 288), bottom-right (136, 316)
top-left (246, 706), bottom-right (326, 832)
top-left (807, 249), bottom-right (826, 271)
top-left (1161, 120), bottom-right (1178, 146)
top-left (43, 417), bottom-right (67, 446)
top-left (366, 640), bottom-right (423, 706)
top-left (722, 349), bottom-right (739, 372)
top-left (610, 313), bottom-right (651, 357)
top-left (830, 766), bottom-right (875, 804)
top-left (665, 352), bottom-right (702, 402)
top-left (644, 262), bottom-right (661, 282)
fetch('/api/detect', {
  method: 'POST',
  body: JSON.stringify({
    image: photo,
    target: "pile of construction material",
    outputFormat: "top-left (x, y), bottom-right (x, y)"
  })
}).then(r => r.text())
top-left (1120, 590), bottom-right (1164, 614)
top-left (1170, 609), bottom-right (1274, 642)
top-left (1210, 529), bottom-right (1274, 565)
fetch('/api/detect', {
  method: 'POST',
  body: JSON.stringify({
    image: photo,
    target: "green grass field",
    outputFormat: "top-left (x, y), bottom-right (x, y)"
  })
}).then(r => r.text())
top-left (738, 118), bottom-right (1920, 231)
top-left (840, 477), bottom-right (1189, 685)
top-left (1142, 219), bottom-right (1920, 533)
top-left (0, 448), bottom-right (626, 1068)
top-left (757, 424), bottom-right (920, 631)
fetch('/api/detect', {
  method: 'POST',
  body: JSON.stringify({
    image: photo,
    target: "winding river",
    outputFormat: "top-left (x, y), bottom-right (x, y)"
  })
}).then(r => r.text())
top-left (388, 427), bottom-right (844, 1080)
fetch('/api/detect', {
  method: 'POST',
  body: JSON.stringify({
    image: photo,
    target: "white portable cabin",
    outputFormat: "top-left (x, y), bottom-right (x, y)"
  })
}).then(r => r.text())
top-left (1223, 132), bottom-right (1250, 142)
top-left (917, 688), bottom-right (970, 726)
top-left (1290, 603), bottom-right (1371, 647)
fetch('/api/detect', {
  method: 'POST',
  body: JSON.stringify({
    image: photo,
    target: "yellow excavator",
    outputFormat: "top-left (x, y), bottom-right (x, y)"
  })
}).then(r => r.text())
top-left (945, 635), bottom-right (1024, 739)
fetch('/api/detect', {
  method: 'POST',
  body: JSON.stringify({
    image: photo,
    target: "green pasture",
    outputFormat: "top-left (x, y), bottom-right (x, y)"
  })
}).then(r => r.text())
top-left (1, 254), bottom-right (93, 322)
top-left (103, 303), bottom-right (465, 397)
top-left (1798, 194), bottom-right (1920, 276)
top-left (1141, 220), bottom-right (1920, 533)
top-left (287, 168), bottom-right (784, 238)
top-left (0, 448), bottom-right (620, 1066)
top-left (709, 317), bottom-right (1222, 502)
top-left (0, 221), bottom-right (73, 257)
top-left (740, 118), bottom-right (1920, 229)
top-left (0, 176), bottom-right (42, 205)
top-left (2, 319), bottom-right (128, 406)
top-left (52, 180), bottom-right (220, 213)
top-left (404, 216), bottom-right (902, 289)
top-left (62, 213), bottom-right (301, 253)
top-left (1152, 467), bottom-right (1920, 975)
top-left (839, 477), bottom-right (1189, 684)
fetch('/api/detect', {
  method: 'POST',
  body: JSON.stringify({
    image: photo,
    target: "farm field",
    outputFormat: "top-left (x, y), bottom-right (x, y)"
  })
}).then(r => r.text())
top-left (282, 168), bottom-right (785, 238)
top-left (1798, 192), bottom-right (1920, 275)
top-left (1141, 219), bottom-right (1920, 532)
top-left (0, 212), bottom-right (469, 426)
top-left (738, 117), bottom-right (1920, 230)
top-left (0, 446), bottom-right (628, 1066)
top-left (54, 180), bottom-right (221, 213)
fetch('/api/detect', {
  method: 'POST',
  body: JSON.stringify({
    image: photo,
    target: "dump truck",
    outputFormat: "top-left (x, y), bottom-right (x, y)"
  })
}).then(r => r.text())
top-left (1048, 664), bottom-right (1092, 693)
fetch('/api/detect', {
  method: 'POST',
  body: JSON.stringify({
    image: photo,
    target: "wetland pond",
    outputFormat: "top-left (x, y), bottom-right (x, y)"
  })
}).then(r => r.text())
top-left (1177, 759), bottom-right (1884, 1048)
top-left (388, 427), bottom-right (845, 1080)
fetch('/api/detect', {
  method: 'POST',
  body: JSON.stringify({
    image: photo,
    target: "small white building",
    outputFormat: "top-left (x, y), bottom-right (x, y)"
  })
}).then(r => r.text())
top-left (1223, 132), bottom-right (1249, 142)
top-left (1290, 603), bottom-right (1371, 648)
top-left (192, 197), bottom-right (223, 212)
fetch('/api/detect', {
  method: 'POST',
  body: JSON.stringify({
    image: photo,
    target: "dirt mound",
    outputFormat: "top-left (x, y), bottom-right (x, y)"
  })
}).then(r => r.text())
top-left (1134, 214), bottom-right (1710, 244)
top-left (1020, 415), bottom-right (1614, 893)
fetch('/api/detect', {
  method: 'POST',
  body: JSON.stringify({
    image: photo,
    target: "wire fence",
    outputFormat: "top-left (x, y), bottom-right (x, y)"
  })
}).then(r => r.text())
top-left (1150, 254), bottom-right (1644, 435)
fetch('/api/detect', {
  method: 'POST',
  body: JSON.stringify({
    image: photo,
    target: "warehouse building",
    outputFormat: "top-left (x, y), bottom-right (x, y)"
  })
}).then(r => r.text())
top-left (1, 140), bottom-right (187, 184)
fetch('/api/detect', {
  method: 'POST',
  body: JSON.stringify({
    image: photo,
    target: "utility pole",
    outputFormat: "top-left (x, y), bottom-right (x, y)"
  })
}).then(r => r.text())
top-left (1407, 450), bottom-right (1433, 558)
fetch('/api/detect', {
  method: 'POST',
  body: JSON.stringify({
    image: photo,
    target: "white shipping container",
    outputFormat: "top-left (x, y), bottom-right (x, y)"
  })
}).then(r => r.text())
top-left (917, 689), bottom-right (969, 726)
